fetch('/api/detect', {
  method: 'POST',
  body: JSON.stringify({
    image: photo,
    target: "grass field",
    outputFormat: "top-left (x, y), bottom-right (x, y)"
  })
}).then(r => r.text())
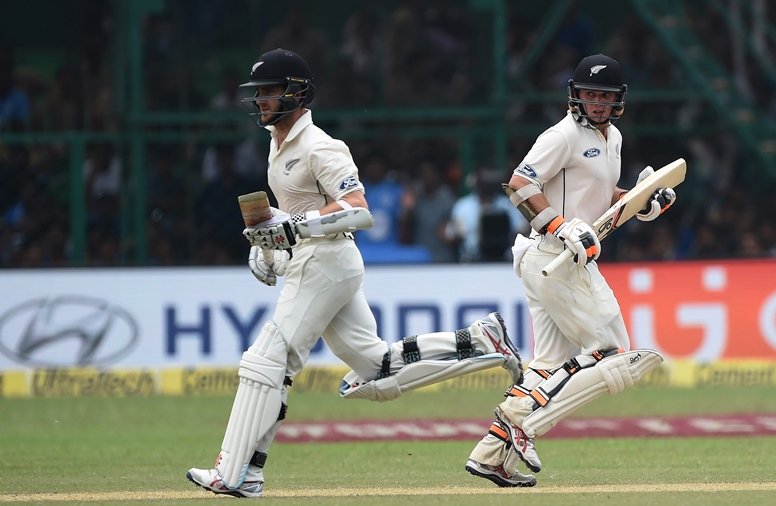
top-left (1, 386), bottom-right (775, 505)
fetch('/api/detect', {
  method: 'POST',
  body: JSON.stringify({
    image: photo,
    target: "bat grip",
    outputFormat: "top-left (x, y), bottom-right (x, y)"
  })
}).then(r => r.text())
top-left (541, 249), bottom-right (573, 277)
top-left (262, 249), bottom-right (275, 266)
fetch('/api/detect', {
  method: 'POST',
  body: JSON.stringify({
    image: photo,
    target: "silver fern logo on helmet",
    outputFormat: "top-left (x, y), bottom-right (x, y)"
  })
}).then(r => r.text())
top-left (589, 65), bottom-right (607, 76)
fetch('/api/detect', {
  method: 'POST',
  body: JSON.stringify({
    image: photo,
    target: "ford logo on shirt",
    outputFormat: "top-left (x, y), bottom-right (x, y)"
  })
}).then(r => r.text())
top-left (339, 176), bottom-right (359, 190)
top-left (583, 148), bottom-right (601, 158)
top-left (516, 164), bottom-right (537, 178)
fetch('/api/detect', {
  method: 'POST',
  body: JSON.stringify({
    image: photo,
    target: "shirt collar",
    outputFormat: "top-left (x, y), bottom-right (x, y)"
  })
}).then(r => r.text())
top-left (266, 109), bottom-right (313, 143)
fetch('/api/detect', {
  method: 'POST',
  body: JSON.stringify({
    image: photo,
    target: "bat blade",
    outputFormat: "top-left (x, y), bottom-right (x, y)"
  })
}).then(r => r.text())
top-left (591, 158), bottom-right (686, 242)
top-left (541, 158), bottom-right (687, 276)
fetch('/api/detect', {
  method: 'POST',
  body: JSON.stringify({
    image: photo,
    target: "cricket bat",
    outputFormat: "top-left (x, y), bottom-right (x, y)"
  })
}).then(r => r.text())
top-left (238, 191), bottom-right (278, 265)
top-left (540, 158), bottom-right (686, 276)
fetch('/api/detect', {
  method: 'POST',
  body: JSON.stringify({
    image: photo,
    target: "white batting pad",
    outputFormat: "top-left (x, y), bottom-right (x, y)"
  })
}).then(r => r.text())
top-left (339, 353), bottom-right (505, 401)
top-left (522, 349), bottom-right (663, 438)
top-left (218, 347), bottom-right (286, 488)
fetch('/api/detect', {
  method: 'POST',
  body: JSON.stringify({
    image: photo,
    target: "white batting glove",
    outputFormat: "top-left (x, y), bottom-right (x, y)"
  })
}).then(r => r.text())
top-left (244, 215), bottom-right (301, 250)
top-left (549, 217), bottom-right (601, 266)
top-left (636, 165), bottom-right (655, 185)
top-left (637, 188), bottom-right (676, 221)
top-left (248, 246), bottom-right (290, 286)
top-left (634, 165), bottom-right (676, 222)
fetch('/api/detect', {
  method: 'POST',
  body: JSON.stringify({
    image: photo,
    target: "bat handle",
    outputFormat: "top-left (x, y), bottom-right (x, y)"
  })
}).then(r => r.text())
top-left (541, 249), bottom-right (573, 277)
top-left (262, 249), bottom-right (275, 266)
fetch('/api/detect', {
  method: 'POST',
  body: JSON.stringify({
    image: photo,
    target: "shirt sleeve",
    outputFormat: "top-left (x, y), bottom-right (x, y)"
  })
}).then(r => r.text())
top-left (308, 138), bottom-right (365, 200)
top-left (513, 128), bottom-right (571, 186)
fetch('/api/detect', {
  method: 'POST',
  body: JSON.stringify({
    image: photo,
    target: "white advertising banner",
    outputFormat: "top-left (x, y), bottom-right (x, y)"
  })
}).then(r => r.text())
top-left (0, 265), bottom-right (531, 371)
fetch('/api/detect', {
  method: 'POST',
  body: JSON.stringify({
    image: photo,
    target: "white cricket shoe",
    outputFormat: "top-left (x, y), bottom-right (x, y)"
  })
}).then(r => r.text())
top-left (493, 407), bottom-right (542, 473)
top-left (472, 312), bottom-right (524, 385)
top-left (465, 459), bottom-right (536, 487)
top-left (186, 467), bottom-right (263, 498)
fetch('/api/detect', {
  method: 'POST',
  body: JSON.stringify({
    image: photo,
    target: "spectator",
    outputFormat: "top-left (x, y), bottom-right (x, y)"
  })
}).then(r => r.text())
top-left (446, 167), bottom-right (528, 262)
top-left (260, 6), bottom-right (329, 88)
top-left (194, 143), bottom-right (251, 264)
top-left (0, 45), bottom-right (30, 131)
top-left (357, 154), bottom-right (430, 263)
top-left (400, 160), bottom-right (456, 262)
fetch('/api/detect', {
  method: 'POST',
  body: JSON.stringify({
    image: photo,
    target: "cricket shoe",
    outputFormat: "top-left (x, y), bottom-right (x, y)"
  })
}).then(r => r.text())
top-left (186, 467), bottom-right (263, 498)
top-left (493, 407), bottom-right (542, 472)
top-left (472, 312), bottom-right (524, 385)
top-left (465, 459), bottom-right (536, 487)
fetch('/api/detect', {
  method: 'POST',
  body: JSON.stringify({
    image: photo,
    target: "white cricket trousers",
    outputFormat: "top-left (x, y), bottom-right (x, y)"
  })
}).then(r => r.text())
top-left (517, 235), bottom-right (631, 371)
top-left (263, 236), bottom-right (388, 380)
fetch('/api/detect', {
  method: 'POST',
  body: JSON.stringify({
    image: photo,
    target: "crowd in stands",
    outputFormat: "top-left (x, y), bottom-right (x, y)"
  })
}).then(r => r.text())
top-left (2, 1), bottom-right (775, 268)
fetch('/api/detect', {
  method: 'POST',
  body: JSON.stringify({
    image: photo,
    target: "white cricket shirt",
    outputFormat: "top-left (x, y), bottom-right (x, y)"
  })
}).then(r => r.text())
top-left (513, 111), bottom-right (622, 226)
top-left (266, 110), bottom-right (365, 215)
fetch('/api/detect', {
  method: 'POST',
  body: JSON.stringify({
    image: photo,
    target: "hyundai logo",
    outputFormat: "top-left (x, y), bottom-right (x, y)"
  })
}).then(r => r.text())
top-left (0, 296), bottom-right (139, 367)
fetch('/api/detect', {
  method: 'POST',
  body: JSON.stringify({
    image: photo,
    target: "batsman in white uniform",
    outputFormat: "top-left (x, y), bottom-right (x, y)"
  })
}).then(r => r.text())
top-left (186, 48), bottom-right (527, 497)
top-left (464, 54), bottom-right (676, 487)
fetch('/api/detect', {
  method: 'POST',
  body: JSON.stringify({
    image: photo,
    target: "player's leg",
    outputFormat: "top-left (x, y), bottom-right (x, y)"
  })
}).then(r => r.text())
top-left (466, 252), bottom-right (576, 479)
top-left (466, 368), bottom-right (550, 478)
top-left (464, 366), bottom-right (548, 486)
top-left (187, 242), bottom-right (361, 497)
top-left (493, 259), bottom-right (661, 470)
top-left (186, 320), bottom-right (291, 497)
top-left (336, 305), bottom-right (524, 401)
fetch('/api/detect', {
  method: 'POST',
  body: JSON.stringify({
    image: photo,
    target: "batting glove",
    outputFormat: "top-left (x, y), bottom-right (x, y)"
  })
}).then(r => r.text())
top-left (637, 188), bottom-right (676, 222)
top-left (634, 165), bottom-right (676, 222)
top-left (248, 247), bottom-right (290, 286)
top-left (243, 215), bottom-right (302, 250)
top-left (548, 216), bottom-right (601, 266)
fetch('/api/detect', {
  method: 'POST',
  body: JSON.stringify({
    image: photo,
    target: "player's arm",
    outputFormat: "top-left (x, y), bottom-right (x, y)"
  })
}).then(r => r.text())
top-left (612, 186), bottom-right (628, 205)
top-left (319, 189), bottom-right (368, 214)
top-left (505, 174), bottom-right (600, 266)
top-left (246, 190), bottom-right (374, 250)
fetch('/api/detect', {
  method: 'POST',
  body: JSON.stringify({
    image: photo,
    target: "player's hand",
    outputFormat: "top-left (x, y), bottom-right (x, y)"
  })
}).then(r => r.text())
top-left (550, 217), bottom-right (601, 266)
top-left (634, 165), bottom-right (676, 221)
top-left (243, 215), bottom-right (299, 250)
top-left (248, 247), bottom-right (290, 286)
top-left (637, 188), bottom-right (676, 221)
top-left (636, 165), bottom-right (655, 185)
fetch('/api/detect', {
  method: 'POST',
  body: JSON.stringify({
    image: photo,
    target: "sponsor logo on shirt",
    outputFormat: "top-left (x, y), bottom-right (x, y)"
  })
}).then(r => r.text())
top-left (339, 176), bottom-right (359, 190)
top-left (516, 164), bottom-right (537, 178)
top-left (583, 148), bottom-right (601, 158)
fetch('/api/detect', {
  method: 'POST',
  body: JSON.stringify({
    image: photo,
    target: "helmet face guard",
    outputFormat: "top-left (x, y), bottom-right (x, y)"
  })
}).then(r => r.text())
top-left (567, 54), bottom-right (627, 126)
top-left (239, 77), bottom-right (315, 126)
top-left (567, 80), bottom-right (627, 126)
top-left (238, 48), bottom-right (316, 127)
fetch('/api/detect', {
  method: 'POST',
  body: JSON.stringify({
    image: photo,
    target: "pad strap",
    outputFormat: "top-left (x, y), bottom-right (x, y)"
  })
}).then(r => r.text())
top-left (454, 329), bottom-right (475, 360)
top-left (377, 351), bottom-right (392, 379)
top-left (401, 336), bottom-right (421, 364)
top-left (250, 451), bottom-right (267, 468)
top-left (505, 384), bottom-right (531, 398)
top-left (488, 420), bottom-right (512, 446)
top-left (335, 199), bottom-right (353, 210)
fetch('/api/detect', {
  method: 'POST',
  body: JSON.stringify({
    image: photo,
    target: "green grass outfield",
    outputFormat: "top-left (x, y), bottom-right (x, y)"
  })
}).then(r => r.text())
top-left (1, 386), bottom-right (775, 505)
